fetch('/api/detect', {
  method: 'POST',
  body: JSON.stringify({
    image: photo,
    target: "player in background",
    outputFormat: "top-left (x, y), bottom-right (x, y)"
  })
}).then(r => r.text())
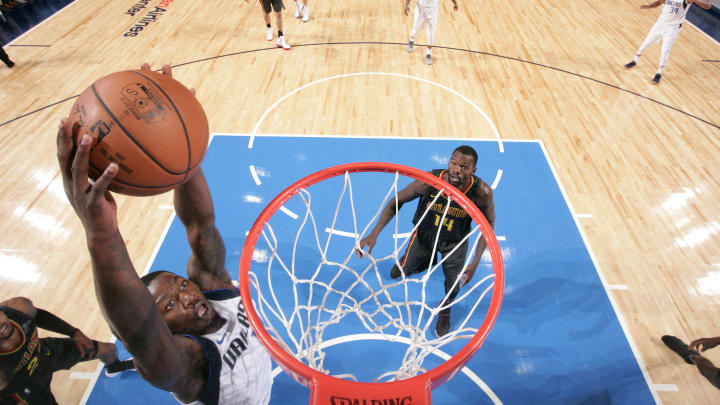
top-left (253, 0), bottom-right (291, 49)
top-left (624, 0), bottom-right (711, 84)
top-left (405, 0), bottom-right (457, 65)
top-left (294, 0), bottom-right (309, 22)
top-left (358, 146), bottom-right (495, 336)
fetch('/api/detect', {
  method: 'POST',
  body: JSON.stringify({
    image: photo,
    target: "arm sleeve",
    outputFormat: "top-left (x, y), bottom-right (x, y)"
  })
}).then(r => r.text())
top-left (35, 308), bottom-right (79, 336)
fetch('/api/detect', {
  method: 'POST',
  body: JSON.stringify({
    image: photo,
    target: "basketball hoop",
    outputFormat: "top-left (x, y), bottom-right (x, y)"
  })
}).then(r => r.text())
top-left (239, 162), bottom-right (504, 405)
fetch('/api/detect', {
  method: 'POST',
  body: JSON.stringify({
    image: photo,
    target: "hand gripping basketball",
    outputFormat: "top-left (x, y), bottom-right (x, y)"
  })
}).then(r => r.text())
top-left (64, 63), bottom-right (209, 196)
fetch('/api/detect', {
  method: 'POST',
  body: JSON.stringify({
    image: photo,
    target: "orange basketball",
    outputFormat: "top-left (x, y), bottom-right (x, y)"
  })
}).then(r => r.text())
top-left (66, 69), bottom-right (209, 196)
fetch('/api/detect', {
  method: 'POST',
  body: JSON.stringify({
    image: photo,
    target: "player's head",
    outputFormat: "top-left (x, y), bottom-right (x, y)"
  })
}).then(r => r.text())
top-left (141, 270), bottom-right (217, 335)
top-left (447, 145), bottom-right (477, 187)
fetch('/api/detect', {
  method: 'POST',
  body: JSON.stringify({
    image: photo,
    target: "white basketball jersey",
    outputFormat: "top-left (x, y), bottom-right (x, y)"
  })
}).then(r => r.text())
top-left (176, 289), bottom-right (273, 405)
top-left (658, 0), bottom-right (689, 26)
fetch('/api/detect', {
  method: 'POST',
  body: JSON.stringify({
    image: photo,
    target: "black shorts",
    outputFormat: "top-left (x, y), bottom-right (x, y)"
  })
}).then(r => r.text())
top-left (260, 0), bottom-right (283, 13)
top-left (0, 338), bottom-right (83, 405)
top-left (393, 230), bottom-right (468, 302)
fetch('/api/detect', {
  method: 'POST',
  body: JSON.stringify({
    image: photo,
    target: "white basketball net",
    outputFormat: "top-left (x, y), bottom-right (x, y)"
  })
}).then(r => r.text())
top-left (248, 170), bottom-right (496, 382)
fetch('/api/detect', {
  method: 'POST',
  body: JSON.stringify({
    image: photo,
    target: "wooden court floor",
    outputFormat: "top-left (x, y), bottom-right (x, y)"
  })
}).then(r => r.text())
top-left (0, 0), bottom-right (718, 403)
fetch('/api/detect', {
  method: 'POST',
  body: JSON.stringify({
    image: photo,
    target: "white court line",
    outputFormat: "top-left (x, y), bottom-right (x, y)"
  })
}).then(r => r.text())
top-left (249, 165), bottom-right (262, 186)
top-left (538, 141), bottom-right (662, 404)
top-left (576, 213), bottom-right (593, 218)
top-left (325, 228), bottom-right (359, 238)
top-left (497, 236), bottom-right (506, 241)
top-left (652, 384), bottom-right (678, 392)
top-left (490, 170), bottom-right (503, 190)
top-left (280, 206), bottom-right (299, 220)
top-left (247, 72), bottom-right (504, 154)
top-left (608, 284), bottom-right (630, 290)
top-left (69, 372), bottom-right (96, 379)
top-left (270, 333), bottom-right (503, 405)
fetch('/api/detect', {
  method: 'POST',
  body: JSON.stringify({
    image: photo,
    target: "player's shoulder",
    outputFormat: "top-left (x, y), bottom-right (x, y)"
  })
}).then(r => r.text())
top-left (473, 178), bottom-right (493, 202)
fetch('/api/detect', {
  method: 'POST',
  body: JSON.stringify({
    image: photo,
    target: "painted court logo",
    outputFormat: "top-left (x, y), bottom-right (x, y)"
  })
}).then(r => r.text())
top-left (330, 396), bottom-right (414, 405)
top-left (123, 0), bottom-right (175, 37)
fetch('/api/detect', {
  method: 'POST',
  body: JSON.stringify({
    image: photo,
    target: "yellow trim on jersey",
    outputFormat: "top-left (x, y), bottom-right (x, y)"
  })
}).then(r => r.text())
top-left (10, 392), bottom-right (30, 405)
top-left (0, 320), bottom-right (26, 356)
top-left (438, 170), bottom-right (475, 195)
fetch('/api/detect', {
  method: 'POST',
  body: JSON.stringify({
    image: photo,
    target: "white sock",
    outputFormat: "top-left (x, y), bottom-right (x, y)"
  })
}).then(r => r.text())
top-left (657, 66), bottom-right (664, 74)
top-left (633, 55), bottom-right (640, 63)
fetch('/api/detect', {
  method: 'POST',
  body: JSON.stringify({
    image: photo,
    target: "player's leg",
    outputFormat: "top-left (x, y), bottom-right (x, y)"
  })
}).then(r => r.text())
top-left (294, 0), bottom-right (303, 17)
top-left (425, 2), bottom-right (438, 65)
top-left (391, 231), bottom-right (433, 279)
top-left (302, 0), bottom-right (309, 22)
top-left (653, 25), bottom-right (681, 84)
top-left (626, 23), bottom-right (662, 69)
top-left (261, 0), bottom-right (274, 40)
top-left (436, 240), bottom-right (469, 336)
top-left (0, 45), bottom-right (14, 68)
top-left (273, 0), bottom-right (291, 49)
top-left (409, 3), bottom-right (427, 52)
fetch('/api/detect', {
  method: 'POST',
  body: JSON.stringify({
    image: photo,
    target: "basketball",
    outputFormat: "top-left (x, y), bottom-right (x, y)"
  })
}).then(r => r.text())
top-left (65, 69), bottom-right (209, 196)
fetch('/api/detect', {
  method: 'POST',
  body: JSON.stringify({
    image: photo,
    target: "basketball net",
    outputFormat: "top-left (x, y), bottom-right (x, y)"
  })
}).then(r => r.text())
top-left (240, 163), bottom-right (503, 404)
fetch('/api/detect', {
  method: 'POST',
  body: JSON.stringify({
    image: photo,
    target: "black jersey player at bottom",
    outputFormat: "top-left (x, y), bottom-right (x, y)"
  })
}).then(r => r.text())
top-left (0, 298), bottom-right (117, 405)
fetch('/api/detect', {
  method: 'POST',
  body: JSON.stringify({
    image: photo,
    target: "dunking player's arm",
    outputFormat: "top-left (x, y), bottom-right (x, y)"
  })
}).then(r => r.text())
top-left (57, 120), bottom-right (207, 401)
top-left (174, 169), bottom-right (234, 292)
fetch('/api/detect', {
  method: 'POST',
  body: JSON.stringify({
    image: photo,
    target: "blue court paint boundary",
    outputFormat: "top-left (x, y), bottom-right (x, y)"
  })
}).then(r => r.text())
top-left (82, 134), bottom-right (660, 405)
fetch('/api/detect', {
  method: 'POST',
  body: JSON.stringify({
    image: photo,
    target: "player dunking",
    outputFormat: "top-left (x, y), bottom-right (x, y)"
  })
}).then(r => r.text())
top-left (57, 63), bottom-right (273, 404)
top-left (624, 0), bottom-right (711, 84)
top-left (405, 0), bottom-right (457, 65)
top-left (358, 146), bottom-right (495, 336)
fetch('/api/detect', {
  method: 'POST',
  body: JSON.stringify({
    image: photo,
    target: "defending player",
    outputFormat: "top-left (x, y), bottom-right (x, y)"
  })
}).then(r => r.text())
top-left (358, 145), bottom-right (495, 336)
top-left (624, 0), bottom-right (711, 84)
top-left (405, 0), bottom-right (458, 65)
top-left (0, 296), bottom-right (117, 404)
top-left (56, 63), bottom-right (273, 404)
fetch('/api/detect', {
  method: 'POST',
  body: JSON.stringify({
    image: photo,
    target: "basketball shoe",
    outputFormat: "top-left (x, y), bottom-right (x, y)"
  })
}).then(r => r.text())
top-left (435, 313), bottom-right (450, 337)
top-left (624, 61), bottom-right (636, 69)
top-left (105, 358), bottom-right (136, 377)
top-left (277, 36), bottom-right (291, 50)
top-left (662, 335), bottom-right (699, 364)
top-left (266, 27), bottom-right (273, 41)
top-left (651, 73), bottom-right (662, 84)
